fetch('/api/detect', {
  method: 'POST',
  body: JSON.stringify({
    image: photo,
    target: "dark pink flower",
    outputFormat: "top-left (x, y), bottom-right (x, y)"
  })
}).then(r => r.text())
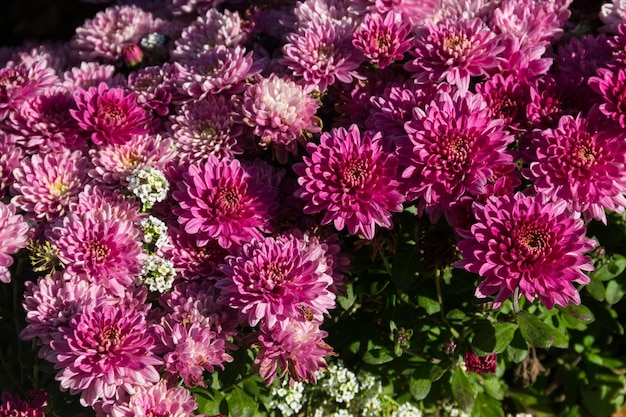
top-left (0, 202), bottom-right (29, 284)
top-left (50, 303), bottom-right (162, 406)
top-left (465, 350), bottom-right (496, 374)
top-left (172, 155), bottom-right (278, 249)
top-left (589, 66), bottom-right (626, 128)
top-left (401, 91), bottom-right (514, 222)
top-left (294, 124), bottom-right (404, 240)
top-left (456, 193), bottom-right (595, 309)
top-left (0, 391), bottom-right (47, 417)
top-left (70, 82), bottom-right (152, 146)
top-left (556, 33), bottom-right (614, 81)
top-left (0, 133), bottom-right (22, 194)
top-left (108, 382), bottom-right (200, 417)
top-left (0, 59), bottom-right (57, 122)
top-left (524, 112), bottom-right (626, 224)
top-left (404, 18), bottom-right (502, 93)
top-left (127, 64), bottom-right (178, 117)
top-left (254, 318), bottom-right (333, 385)
top-left (217, 234), bottom-right (336, 328)
top-left (352, 12), bottom-right (414, 69)
top-left (475, 73), bottom-right (529, 131)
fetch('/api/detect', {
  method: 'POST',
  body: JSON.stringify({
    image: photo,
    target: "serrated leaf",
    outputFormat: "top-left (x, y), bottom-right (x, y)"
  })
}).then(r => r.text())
top-left (472, 322), bottom-right (518, 355)
top-left (451, 370), bottom-right (477, 411)
top-left (516, 311), bottom-right (556, 349)
top-left (228, 387), bottom-right (257, 417)
top-left (363, 347), bottom-right (395, 365)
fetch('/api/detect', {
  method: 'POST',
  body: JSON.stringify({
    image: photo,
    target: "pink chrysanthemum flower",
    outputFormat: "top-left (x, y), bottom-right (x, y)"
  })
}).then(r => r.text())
top-left (401, 91), bottom-right (514, 222)
top-left (108, 381), bottom-right (201, 417)
top-left (168, 0), bottom-right (225, 16)
top-left (70, 184), bottom-right (143, 222)
top-left (465, 350), bottom-right (496, 374)
top-left (475, 73), bottom-right (529, 131)
top-left (48, 208), bottom-right (144, 297)
top-left (21, 271), bottom-right (109, 361)
top-left (88, 133), bottom-right (175, 186)
top-left (0, 391), bottom-right (47, 417)
top-left (71, 82), bottom-right (152, 146)
top-left (0, 133), bottom-right (22, 194)
top-left (70, 5), bottom-right (163, 65)
top-left (61, 62), bottom-right (124, 92)
top-left (158, 321), bottom-right (233, 388)
top-left (0, 202), bottom-right (29, 284)
top-left (589, 67), bottom-right (626, 128)
top-left (50, 303), bottom-right (162, 407)
top-left (241, 74), bottom-right (321, 162)
top-left (456, 193), bottom-right (595, 309)
top-left (169, 95), bottom-right (244, 164)
top-left (556, 33), bottom-right (613, 81)
top-left (172, 155), bottom-right (278, 249)
top-left (282, 18), bottom-right (364, 93)
top-left (404, 18), bottom-right (502, 93)
top-left (497, 35), bottom-right (552, 81)
top-left (176, 46), bottom-right (262, 99)
top-left (8, 86), bottom-right (87, 154)
top-left (294, 124), bottom-right (404, 240)
top-left (127, 64), bottom-right (179, 117)
top-left (217, 234), bottom-right (336, 328)
top-left (523, 112), bottom-right (626, 224)
top-left (11, 150), bottom-right (89, 223)
top-left (172, 8), bottom-right (247, 60)
top-left (254, 318), bottom-right (333, 385)
top-left (0, 59), bottom-right (57, 122)
top-left (352, 12), bottom-right (414, 69)
top-left (600, 0), bottom-right (626, 33)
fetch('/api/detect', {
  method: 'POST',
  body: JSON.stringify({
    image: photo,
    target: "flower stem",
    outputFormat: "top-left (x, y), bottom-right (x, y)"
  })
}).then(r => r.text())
top-left (435, 268), bottom-right (460, 339)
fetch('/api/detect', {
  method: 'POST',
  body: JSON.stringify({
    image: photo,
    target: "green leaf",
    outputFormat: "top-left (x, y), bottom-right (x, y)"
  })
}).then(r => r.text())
top-left (586, 275), bottom-right (605, 301)
top-left (337, 283), bottom-right (356, 310)
top-left (193, 388), bottom-right (226, 415)
top-left (472, 322), bottom-right (518, 355)
top-left (363, 347), bottom-right (395, 365)
top-left (451, 370), bottom-right (477, 411)
top-left (228, 387), bottom-right (258, 417)
top-left (605, 279), bottom-right (625, 305)
top-left (516, 311), bottom-right (557, 349)
top-left (506, 330), bottom-right (529, 363)
top-left (563, 304), bottom-right (595, 323)
top-left (471, 392), bottom-right (505, 417)
top-left (417, 295), bottom-right (441, 315)
top-left (592, 255), bottom-right (626, 281)
top-left (410, 377), bottom-right (432, 401)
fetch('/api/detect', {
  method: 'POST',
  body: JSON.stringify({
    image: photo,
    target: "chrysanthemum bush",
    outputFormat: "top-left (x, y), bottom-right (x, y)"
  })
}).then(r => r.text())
top-left (2, 0), bottom-right (626, 416)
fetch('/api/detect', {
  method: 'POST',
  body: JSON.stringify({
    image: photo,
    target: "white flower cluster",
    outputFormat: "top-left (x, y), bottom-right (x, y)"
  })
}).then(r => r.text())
top-left (392, 402), bottom-right (423, 417)
top-left (355, 371), bottom-right (383, 417)
top-left (141, 32), bottom-right (166, 49)
top-left (269, 381), bottom-right (305, 416)
top-left (140, 254), bottom-right (175, 293)
top-left (319, 361), bottom-right (360, 403)
top-left (139, 215), bottom-right (169, 249)
top-left (445, 405), bottom-right (470, 417)
top-left (507, 414), bottom-right (533, 417)
top-left (127, 167), bottom-right (169, 209)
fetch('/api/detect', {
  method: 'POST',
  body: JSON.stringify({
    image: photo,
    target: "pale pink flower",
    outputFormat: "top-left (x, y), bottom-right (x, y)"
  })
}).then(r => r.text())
top-left (0, 202), bottom-right (30, 284)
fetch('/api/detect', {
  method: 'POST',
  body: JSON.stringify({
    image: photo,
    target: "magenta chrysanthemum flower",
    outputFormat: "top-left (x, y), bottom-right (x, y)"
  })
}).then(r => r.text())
top-left (169, 95), bottom-right (244, 164)
top-left (404, 18), bottom-right (502, 93)
top-left (475, 73), bottom-right (529, 131)
top-left (21, 271), bottom-right (108, 361)
top-left (88, 133), bottom-right (175, 185)
top-left (556, 33), bottom-right (613, 81)
top-left (217, 234), bottom-right (336, 328)
top-left (48, 208), bottom-right (144, 297)
top-left (176, 46), bottom-right (262, 99)
top-left (0, 133), bottom-right (22, 194)
top-left (0, 59), bottom-right (57, 121)
top-left (108, 382), bottom-right (200, 417)
top-left (172, 8), bottom-right (247, 60)
top-left (294, 124), bottom-right (404, 240)
top-left (374, 0), bottom-right (439, 25)
top-left (497, 35), bottom-right (553, 81)
top-left (50, 303), bottom-right (162, 406)
top-left (241, 74), bottom-right (321, 162)
top-left (456, 193), bottom-right (595, 309)
top-left (401, 91), bottom-right (514, 222)
top-left (254, 318), bottom-right (333, 385)
top-left (352, 12), bottom-right (414, 69)
top-left (465, 350), bottom-right (496, 374)
top-left (0, 202), bottom-right (29, 284)
top-left (8, 86), bottom-right (87, 154)
top-left (523, 113), bottom-right (626, 224)
top-left (70, 82), bottom-right (152, 146)
top-left (589, 67), bottom-right (626, 128)
top-left (282, 18), bottom-right (364, 93)
top-left (127, 64), bottom-right (178, 117)
top-left (0, 391), bottom-right (47, 417)
top-left (70, 5), bottom-right (163, 65)
top-left (11, 150), bottom-right (89, 223)
top-left (70, 184), bottom-right (143, 222)
top-left (172, 155), bottom-right (278, 249)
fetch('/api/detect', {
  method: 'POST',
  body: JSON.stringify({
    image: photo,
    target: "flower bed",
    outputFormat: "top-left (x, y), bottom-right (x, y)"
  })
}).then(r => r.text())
top-left (1, 0), bottom-right (626, 416)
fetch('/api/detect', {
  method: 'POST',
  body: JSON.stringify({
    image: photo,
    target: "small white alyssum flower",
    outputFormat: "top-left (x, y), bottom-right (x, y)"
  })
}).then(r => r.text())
top-left (127, 167), bottom-right (169, 209)
top-left (140, 254), bottom-right (175, 292)
top-left (269, 381), bottom-right (305, 416)
top-left (139, 215), bottom-right (169, 249)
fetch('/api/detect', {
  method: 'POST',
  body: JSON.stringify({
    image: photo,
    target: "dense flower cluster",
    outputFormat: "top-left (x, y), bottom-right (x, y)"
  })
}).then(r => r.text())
top-left (0, 0), bottom-right (619, 415)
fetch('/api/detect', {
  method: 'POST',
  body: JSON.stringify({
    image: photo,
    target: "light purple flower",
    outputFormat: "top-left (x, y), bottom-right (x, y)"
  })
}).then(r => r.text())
top-left (0, 59), bottom-right (57, 122)
top-left (108, 382), bottom-right (201, 417)
top-left (0, 132), bottom-right (22, 194)
top-left (589, 66), bottom-right (626, 128)
top-left (0, 202), bottom-right (30, 284)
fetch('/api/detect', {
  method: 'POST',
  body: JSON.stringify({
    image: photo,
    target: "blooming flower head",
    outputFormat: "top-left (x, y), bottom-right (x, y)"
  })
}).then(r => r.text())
top-left (0, 59), bottom-right (57, 122)
top-left (523, 112), bottom-right (626, 224)
top-left (217, 234), bottom-right (336, 328)
top-left (48, 208), bottom-right (144, 297)
top-left (241, 74), bottom-right (321, 162)
top-left (282, 18), bottom-right (364, 93)
top-left (555, 33), bottom-right (613, 81)
top-left (11, 150), bottom-right (89, 223)
top-left (404, 18), bottom-right (502, 93)
top-left (0, 391), bottom-right (47, 417)
top-left (71, 5), bottom-right (163, 65)
top-left (352, 12), bottom-right (414, 69)
top-left (475, 73), bottom-right (530, 131)
top-left (127, 64), bottom-right (178, 117)
top-left (71, 82), bottom-right (152, 146)
top-left (599, 0), bottom-right (626, 33)
top-left (465, 350), bottom-right (496, 374)
top-left (0, 202), bottom-right (30, 284)
top-left (169, 95), bottom-right (245, 164)
top-left (108, 381), bottom-right (201, 417)
top-left (456, 193), bottom-right (595, 309)
top-left (50, 303), bottom-right (162, 406)
top-left (374, 0), bottom-right (439, 25)
top-left (589, 66), bottom-right (626, 128)
top-left (0, 133), bottom-right (22, 194)
top-left (254, 318), bottom-right (334, 385)
top-left (62, 62), bottom-right (123, 92)
top-left (294, 124), bottom-right (405, 240)
top-left (172, 155), bottom-right (278, 249)
top-left (401, 91), bottom-right (514, 222)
